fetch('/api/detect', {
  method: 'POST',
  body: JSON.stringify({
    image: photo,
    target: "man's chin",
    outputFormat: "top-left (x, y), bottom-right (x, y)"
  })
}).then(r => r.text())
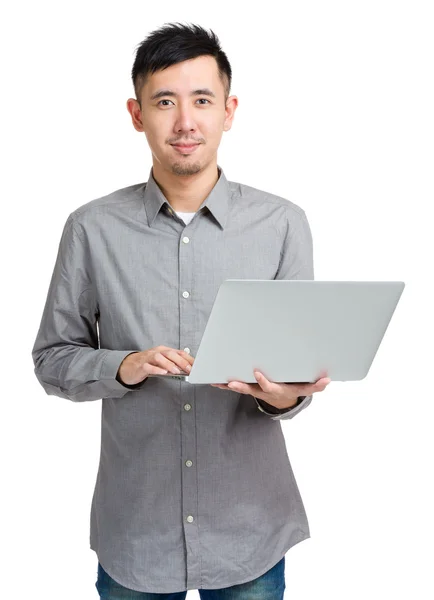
top-left (170, 161), bottom-right (202, 176)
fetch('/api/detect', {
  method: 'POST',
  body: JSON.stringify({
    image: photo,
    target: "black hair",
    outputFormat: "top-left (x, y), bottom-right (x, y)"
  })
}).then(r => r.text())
top-left (131, 22), bottom-right (232, 108)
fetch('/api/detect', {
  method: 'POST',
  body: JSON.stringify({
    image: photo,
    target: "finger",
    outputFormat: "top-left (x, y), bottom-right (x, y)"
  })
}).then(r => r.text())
top-left (315, 377), bottom-right (331, 390)
top-left (146, 365), bottom-right (169, 375)
top-left (178, 350), bottom-right (195, 366)
top-left (311, 377), bottom-right (331, 390)
top-left (173, 350), bottom-right (194, 370)
top-left (212, 382), bottom-right (251, 393)
top-left (155, 351), bottom-right (183, 374)
top-left (163, 350), bottom-right (192, 373)
top-left (253, 370), bottom-right (279, 394)
top-left (227, 381), bottom-right (253, 394)
top-left (301, 377), bottom-right (331, 395)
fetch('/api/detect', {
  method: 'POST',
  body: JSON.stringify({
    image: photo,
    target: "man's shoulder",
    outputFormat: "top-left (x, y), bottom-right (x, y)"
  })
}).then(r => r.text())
top-left (229, 178), bottom-right (306, 217)
top-left (70, 181), bottom-right (146, 222)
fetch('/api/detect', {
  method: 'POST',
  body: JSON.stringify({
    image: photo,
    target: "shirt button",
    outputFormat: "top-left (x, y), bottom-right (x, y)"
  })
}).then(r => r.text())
top-left (184, 403), bottom-right (191, 411)
top-left (184, 348), bottom-right (190, 354)
top-left (182, 236), bottom-right (190, 244)
top-left (186, 515), bottom-right (194, 523)
top-left (185, 460), bottom-right (193, 467)
top-left (182, 291), bottom-right (190, 298)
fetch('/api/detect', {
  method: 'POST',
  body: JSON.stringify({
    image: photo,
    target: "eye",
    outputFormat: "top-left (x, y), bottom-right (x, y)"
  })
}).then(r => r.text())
top-left (157, 98), bottom-right (211, 106)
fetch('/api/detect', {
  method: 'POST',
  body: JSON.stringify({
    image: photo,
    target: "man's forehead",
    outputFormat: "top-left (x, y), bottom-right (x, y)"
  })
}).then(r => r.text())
top-left (147, 57), bottom-right (220, 86)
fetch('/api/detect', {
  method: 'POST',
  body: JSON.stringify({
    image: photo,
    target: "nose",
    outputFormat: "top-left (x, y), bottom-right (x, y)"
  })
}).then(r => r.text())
top-left (173, 103), bottom-right (197, 135)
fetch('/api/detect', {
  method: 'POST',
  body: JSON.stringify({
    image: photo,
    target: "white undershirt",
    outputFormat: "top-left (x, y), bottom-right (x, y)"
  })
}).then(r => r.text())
top-left (175, 211), bottom-right (196, 226)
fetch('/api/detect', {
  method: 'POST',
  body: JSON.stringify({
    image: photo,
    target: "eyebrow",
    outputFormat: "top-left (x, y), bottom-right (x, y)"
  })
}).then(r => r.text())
top-left (150, 88), bottom-right (216, 101)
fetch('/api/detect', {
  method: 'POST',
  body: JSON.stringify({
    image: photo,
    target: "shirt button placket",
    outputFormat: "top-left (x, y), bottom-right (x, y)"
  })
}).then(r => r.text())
top-left (179, 229), bottom-right (201, 587)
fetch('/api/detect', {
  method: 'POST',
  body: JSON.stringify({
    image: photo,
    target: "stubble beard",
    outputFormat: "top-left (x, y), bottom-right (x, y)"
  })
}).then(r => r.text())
top-left (170, 160), bottom-right (202, 176)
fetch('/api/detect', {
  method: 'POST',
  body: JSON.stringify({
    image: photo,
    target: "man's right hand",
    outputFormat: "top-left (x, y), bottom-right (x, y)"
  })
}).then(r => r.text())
top-left (116, 346), bottom-right (195, 386)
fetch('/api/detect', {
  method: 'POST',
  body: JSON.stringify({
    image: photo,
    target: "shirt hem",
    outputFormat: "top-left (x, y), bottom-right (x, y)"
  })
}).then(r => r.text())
top-left (90, 531), bottom-right (310, 593)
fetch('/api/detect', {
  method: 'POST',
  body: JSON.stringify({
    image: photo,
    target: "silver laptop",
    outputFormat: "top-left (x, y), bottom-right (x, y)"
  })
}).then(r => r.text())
top-left (147, 280), bottom-right (405, 385)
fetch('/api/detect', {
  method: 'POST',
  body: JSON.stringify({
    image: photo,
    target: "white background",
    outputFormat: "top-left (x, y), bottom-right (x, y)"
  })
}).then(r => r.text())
top-left (1, 1), bottom-right (433, 598)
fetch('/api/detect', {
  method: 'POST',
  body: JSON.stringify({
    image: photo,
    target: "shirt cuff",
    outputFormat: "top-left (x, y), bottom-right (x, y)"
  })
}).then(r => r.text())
top-left (255, 396), bottom-right (306, 415)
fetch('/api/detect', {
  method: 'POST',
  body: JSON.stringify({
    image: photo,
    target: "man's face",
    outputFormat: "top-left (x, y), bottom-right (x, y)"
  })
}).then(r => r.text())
top-left (127, 55), bottom-right (238, 176)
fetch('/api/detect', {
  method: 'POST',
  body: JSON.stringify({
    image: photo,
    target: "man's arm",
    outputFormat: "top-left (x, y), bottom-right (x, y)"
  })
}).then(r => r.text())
top-left (31, 214), bottom-right (147, 402)
top-left (255, 205), bottom-right (315, 420)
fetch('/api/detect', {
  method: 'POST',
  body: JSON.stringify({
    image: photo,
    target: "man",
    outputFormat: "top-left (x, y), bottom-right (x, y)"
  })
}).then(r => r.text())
top-left (32, 22), bottom-right (330, 600)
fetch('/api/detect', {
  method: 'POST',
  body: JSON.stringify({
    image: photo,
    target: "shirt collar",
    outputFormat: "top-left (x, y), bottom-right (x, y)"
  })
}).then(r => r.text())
top-left (143, 165), bottom-right (231, 230)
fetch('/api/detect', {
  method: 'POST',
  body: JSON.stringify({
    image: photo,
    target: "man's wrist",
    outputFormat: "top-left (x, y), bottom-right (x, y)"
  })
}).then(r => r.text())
top-left (116, 374), bottom-right (147, 389)
top-left (256, 396), bottom-right (305, 414)
top-left (279, 397), bottom-right (302, 410)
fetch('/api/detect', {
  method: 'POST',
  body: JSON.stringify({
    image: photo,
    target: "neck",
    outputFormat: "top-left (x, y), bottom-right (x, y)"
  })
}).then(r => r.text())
top-left (151, 161), bottom-right (219, 213)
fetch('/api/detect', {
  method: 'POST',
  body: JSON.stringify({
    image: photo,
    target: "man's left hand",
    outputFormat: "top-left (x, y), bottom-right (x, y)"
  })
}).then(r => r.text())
top-left (211, 371), bottom-right (331, 410)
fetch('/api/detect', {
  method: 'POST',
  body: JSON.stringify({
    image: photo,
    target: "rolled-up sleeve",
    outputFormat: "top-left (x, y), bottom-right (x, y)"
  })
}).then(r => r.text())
top-left (31, 214), bottom-right (144, 402)
top-left (255, 206), bottom-right (315, 420)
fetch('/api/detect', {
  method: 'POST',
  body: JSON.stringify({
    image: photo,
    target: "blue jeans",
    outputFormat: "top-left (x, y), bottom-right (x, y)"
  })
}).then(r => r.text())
top-left (95, 556), bottom-right (285, 599)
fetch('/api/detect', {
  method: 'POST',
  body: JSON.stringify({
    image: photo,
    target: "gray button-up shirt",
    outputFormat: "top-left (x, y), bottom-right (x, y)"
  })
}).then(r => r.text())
top-left (31, 165), bottom-right (315, 594)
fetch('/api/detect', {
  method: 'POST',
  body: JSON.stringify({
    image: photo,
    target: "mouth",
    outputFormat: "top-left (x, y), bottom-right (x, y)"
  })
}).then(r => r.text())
top-left (171, 143), bottom-right (200, 154)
